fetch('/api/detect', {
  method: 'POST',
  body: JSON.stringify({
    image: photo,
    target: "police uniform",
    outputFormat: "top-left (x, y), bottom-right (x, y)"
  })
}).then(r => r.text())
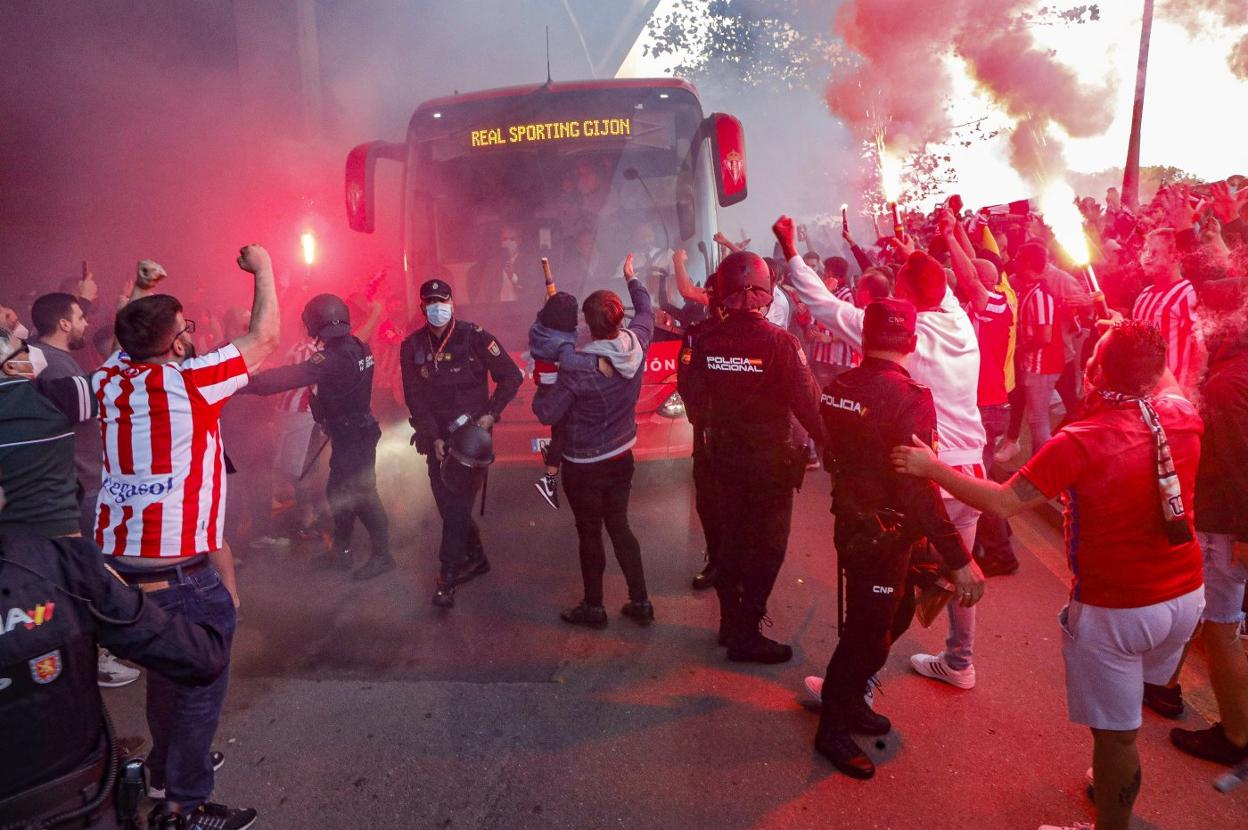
top-left (676, 252), bottom-right (825, 664)
top-left (815, 300), bottom-right (971, 779)
top-left (244, 296), bottom-right (393, 580)
top-left (677, 311), bottom-right (724, 591)
top-left (400, 279), bottom-right (521, 603)
top-left (0, 535), bottom-right (226, 828)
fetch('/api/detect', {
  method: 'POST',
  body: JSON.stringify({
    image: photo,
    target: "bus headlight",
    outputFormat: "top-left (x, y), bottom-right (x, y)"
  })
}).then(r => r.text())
top-left (658, 391), bottom-right (685, 418)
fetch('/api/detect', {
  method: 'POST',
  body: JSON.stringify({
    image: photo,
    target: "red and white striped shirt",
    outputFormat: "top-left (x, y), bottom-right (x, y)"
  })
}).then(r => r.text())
top-left (277, 338), bottom-right (320, 413)
top-left (93, 345), bottom-right (250, 558)
top-left (1019, 283), bottom-right (1064, 375)
top-left (808, 286), bottom-right (859, 368)
top-left (1131, 279), bottom-right (1202, 391)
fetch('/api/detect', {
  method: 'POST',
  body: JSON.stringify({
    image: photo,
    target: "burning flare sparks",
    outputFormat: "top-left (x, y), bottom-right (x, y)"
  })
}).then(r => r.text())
top-left (1039, 181), bottom-right (1090, 266)
top-left (876, 136), bottom-right (904, 204)
top-left (301, 231), bottom-right (317, 267)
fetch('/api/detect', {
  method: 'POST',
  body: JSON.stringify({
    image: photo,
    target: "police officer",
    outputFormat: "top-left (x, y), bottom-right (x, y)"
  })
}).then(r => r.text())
top-left (0, 532), bottom-right (229, 828)
top-left (677, 251), bottom-right (825, 664)
top-left (813, 299), bottom-right (984, 779)
top-left (677, 300), bottom-right (725, 592)
top-left (400, 279), bottom-right (522, 608)
top-left (242, 294), bottom-right (395, 581)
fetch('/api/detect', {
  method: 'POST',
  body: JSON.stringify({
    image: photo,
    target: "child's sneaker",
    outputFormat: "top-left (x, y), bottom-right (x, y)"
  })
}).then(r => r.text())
top-left (535, 475), bottom-right (560, 510)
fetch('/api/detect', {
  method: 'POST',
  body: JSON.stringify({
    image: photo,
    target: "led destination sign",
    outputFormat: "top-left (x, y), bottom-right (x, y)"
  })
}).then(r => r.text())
top-left (471, 117), bottom-right (632, 147)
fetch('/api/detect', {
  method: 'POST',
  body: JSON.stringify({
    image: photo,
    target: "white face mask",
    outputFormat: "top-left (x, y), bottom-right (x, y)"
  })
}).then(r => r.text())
top-left (425, 302), bottom-right (453, 327)
top-left (26, 345), bottom-right (48, 377)
top-left (501, 240), bottom-right (519, 257)
top-left (13, 322), bottom-right (29, 341)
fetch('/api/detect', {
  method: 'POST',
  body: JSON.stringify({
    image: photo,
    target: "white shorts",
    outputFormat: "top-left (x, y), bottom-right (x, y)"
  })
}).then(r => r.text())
top-left (1059, 586), bottom-right (1205, 731)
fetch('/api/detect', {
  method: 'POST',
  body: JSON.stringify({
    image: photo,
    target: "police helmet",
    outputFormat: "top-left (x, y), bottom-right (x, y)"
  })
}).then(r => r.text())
top-left (302, 294), bottom-right (351, 339)
top-left (440, 423), bottom-right (495, 496)
top-left (714, 251), bottom-right (772, 311)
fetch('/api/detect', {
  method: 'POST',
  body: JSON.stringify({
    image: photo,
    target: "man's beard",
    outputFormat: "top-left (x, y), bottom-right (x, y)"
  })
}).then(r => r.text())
top-left (68, 334), bottom-right (86, 351)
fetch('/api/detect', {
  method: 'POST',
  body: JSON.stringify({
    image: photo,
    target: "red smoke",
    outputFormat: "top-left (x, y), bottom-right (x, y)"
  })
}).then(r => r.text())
top-left (1161, 0), bottom-right (1248, 80)
top-left (826, 0), bottom-right (1114, 185)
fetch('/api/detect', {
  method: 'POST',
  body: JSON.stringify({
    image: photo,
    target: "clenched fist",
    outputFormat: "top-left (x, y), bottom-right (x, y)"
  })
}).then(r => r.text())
top-left (236, 244), bottom-right (272, 275)
top-left (135, 259), bottom-right (168, 290)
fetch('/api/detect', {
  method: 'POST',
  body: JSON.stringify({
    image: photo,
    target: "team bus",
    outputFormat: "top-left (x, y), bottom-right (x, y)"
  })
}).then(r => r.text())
top-left (344, 77), bottom-right (748, 461)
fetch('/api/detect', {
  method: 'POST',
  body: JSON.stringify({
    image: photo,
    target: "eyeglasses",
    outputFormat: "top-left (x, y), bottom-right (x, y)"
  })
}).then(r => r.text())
top-left (0, 338), bottom-right (30, 373)
top-left (167, 319), bottom-right (196, 353)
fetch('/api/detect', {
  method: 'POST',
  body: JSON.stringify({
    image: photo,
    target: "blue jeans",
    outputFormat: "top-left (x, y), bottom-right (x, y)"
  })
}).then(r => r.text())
top-left (975, 404), bottom-right (1017, 567)
top-left (145, 563), bottom-right (236, 809)
top-left (1023, 371), bottom-right (1060, 454)
top-left (943, 498), bottom-right (981, 670)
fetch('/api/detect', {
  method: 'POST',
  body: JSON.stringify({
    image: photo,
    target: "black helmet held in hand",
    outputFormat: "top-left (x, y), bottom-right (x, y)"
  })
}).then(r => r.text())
top-left (302, 294), bottom-right (351, 339)
top-left (714, 251), bottom-right (772, 311)
top-left (441, 422), bottom-right (495, 496)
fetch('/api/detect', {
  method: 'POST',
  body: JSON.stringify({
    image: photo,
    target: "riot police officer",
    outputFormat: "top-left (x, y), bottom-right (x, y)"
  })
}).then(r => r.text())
top-left (813, 299), bottom-right (984, 779)
top-left (243, 294), bottom-right (395, 581)
top-left (676, 251), bottom-right (825, 664)
top-left (400, 279), bottom-right (521, 608)
top-left (0, 532), bottom-right (229, 829)
top-left (677, 302), bottom-right (725, 592)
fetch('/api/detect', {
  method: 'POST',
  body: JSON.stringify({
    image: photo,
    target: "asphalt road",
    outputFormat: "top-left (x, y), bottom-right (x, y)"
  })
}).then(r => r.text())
top-left (104, 441), bottom-right (1248, 829)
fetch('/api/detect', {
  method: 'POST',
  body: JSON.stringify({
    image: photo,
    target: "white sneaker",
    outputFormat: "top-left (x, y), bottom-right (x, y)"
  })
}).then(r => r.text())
top-left (97, 650), bottom-right (140, 688)
top-left (909, 652), bottom-right (976, 689)
top-left (803, 674), bottom-right (877, 707)
top-left (993, 438), bottom-right (1021, 465)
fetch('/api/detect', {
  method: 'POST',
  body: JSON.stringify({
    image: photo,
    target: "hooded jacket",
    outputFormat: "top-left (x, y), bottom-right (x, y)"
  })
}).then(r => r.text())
top-left (532, 279), bottom-right (654, 462)
top-left (787, 254), bottom-right (986, 467)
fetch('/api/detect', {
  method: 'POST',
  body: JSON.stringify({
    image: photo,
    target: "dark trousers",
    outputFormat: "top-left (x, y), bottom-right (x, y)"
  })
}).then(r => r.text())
top-left (425, 453), bottom-right (483, 573)
top-left (975, 404), bottom-right (1017, 567)
top-left (145, 565), bottom-right (236, 809)
top-left (562, 451), bottom-right (647, 606)
top-left (327, 424), bottom-right (390, 558)
top-left (711, 451), bottom-right (794, 622)
top-left (822, 541), bottom-right (914, 707)
top-left (691, 430), bottom-right (722, 568)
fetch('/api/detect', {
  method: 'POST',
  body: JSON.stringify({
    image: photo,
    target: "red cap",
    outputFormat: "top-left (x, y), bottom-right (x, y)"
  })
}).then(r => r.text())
top-left (894, 251), bottom-right (947, 311)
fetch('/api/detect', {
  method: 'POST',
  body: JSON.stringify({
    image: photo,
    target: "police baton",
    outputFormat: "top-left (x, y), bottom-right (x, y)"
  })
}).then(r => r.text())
top-left (298, 434), bottom-right (330, 482)
top-left (836, 547), bottom-right (846, 638)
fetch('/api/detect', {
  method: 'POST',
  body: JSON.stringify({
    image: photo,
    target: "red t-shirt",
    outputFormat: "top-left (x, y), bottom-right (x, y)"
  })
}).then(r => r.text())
top-left (1017, 395), bottom-right (1204, 608)
top-left (971, 290), bottom-right (1012, 407)
top-left (1019, 282), bottom-right (1064, 375)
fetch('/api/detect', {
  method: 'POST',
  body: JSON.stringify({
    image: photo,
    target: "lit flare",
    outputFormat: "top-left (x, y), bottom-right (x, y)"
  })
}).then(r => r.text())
top-left (1039, 182), bottom-right (1090, 266)
top-left (301, 231), bottom-right (316, 266)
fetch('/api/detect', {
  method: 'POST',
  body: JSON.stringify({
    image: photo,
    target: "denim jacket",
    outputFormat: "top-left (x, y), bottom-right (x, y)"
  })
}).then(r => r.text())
top-left (532, 280), bottom-right (654, 462)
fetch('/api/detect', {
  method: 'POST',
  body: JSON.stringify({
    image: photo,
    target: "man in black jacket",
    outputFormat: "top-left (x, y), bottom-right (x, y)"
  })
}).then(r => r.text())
top-left (677, 251), bottom-right (825, 665)
top-left (0, 534), bottom-right (229, 828)
top-left (812, 299), bottom-right (984, 779)
top-left (400, 279), bottom-right (521, 608)
top-left (1170, 319), bottom-right (1248, 767)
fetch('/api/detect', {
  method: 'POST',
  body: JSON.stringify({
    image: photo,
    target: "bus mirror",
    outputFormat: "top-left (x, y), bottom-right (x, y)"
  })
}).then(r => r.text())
top-left (708, 113), bottom-right (747, 207)
top-left (344, 141), bottom-right (405, 233)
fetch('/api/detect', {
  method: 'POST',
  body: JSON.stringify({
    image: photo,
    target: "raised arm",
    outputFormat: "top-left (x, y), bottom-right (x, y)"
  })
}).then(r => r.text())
top-left (673, 248), bottom-right (709, 306)
top-left (774, 215), bottom-right (864, 350)
top-left (942, 209), bottom-right (989, 312)
top-left (230, 245), bottom-right (281, 372)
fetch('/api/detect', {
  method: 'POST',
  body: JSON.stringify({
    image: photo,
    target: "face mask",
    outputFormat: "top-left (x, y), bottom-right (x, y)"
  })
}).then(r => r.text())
top-left (13, 322), bottom-right (29, 341)
top-left (501, 240), bottom-right (518, 257)
top-left (425, 302), bottom-right (453, 327)
top-left (27, 345), bottom-right (48, 377)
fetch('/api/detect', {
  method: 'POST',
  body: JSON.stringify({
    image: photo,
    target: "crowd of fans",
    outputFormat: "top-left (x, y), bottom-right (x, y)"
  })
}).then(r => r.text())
top-left (2, 172), bottom-right (1247, 830)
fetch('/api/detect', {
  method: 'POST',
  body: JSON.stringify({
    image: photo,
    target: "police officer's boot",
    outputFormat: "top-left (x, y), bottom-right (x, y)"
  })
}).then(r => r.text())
top-left (314, 548), bottom-right (352, 571)
top-left (432, 574), bottom-right (455, 608)
top-left (715, 584), bottom-right (740, 646)
top-left (815, 710), bottom-right (875, 780)
top-left (726, 607), bottom-right (793, 664)
top-left (843, 694), bottom-right (891, 736)
top-left (692, 561), bottom-right (717, 591)
top-left (353, 553), bottom-right (397, 581)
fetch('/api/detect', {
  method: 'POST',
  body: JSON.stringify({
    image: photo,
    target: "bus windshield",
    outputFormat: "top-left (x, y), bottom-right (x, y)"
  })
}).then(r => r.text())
top-left (404, 86), bottom-right (713, 346)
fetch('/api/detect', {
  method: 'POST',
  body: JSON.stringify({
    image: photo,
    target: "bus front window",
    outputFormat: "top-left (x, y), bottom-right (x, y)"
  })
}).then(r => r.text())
top-left (405, 90), bottom-right (706, 346)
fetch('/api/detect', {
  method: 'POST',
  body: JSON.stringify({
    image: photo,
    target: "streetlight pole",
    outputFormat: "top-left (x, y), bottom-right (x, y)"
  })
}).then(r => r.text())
top-left (1122, 0), bottom-right (1155, 210)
